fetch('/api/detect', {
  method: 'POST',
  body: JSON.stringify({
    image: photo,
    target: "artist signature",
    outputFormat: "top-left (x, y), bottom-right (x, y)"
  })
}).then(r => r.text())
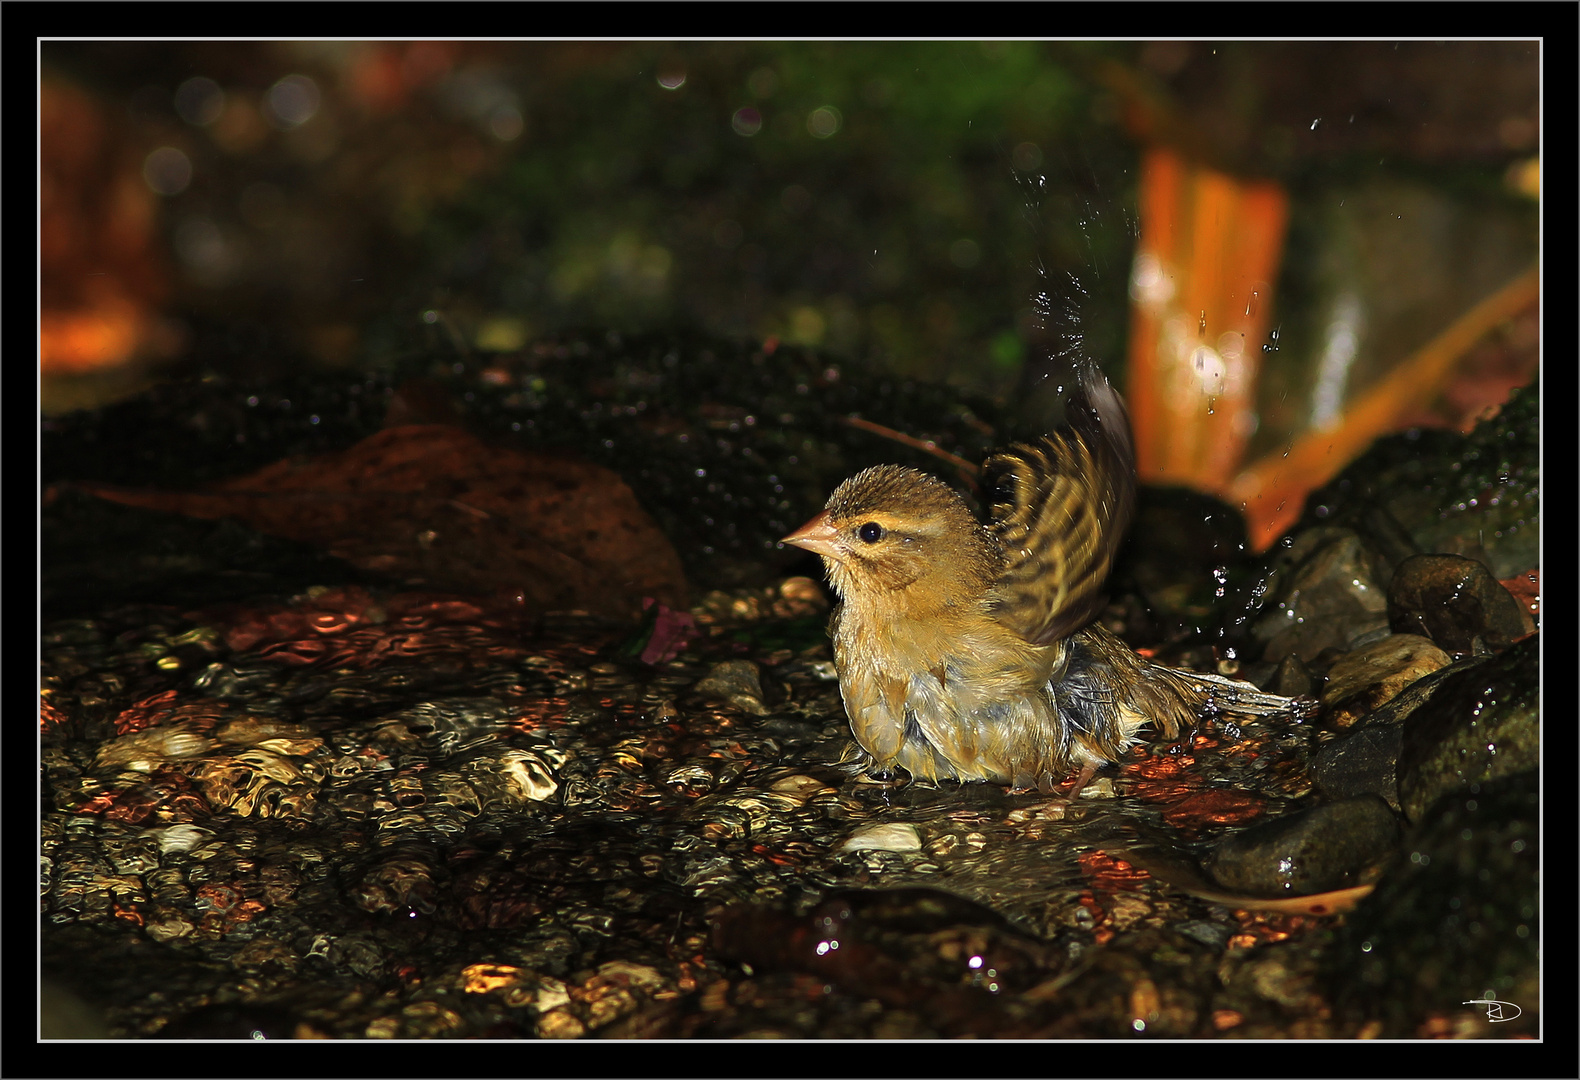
top-left (1462, 997), bottom-right (1522, 1022)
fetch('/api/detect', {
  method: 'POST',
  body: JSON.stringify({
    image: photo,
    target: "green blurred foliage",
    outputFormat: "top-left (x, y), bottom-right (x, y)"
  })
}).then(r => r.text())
top-left (421, 42), bottom-right (1138, 398)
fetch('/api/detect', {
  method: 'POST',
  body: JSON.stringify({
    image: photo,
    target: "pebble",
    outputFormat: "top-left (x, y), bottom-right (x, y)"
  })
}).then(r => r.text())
top-left (1387, 553), bottom-right (1530, 655)
top-left (150, 824), bottom-right (215, 855)
top-left (694, 659), bottom-right (769, 715)
top-left (1319, 633), bottom-right (1451, 729)
top-left (492, 748), bottom-right (560, 803)
top-left (94, 727), bottom-right (216, 771)
top-left (1267, 653), bottom-right (1315, 698)
top-left (767, 773), bottom-right (836, 802)
top-left (537, 1008), bottom-right (586, 1039)
top-left (1203, 795), bottom-right (1400, 896)
top-left (1310, 725), bottom-right (1404, 808)
top-left (1252, 527), bottom-right (1391, 663)
top-left (838, 822), bottom-right (922, 854)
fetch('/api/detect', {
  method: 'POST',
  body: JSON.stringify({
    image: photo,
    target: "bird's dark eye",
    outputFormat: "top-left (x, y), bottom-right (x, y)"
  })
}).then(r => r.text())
top-left (857, 522), bottom-right (885, 544)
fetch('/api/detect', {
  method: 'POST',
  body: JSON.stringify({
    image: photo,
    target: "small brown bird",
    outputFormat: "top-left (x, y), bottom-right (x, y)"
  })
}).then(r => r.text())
top-left (783, 360), bottom-right (1305, 795)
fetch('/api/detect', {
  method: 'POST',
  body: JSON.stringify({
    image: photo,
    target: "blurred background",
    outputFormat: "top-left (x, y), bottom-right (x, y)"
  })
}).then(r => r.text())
top-left (40, 41), bottom-right (1539, 548)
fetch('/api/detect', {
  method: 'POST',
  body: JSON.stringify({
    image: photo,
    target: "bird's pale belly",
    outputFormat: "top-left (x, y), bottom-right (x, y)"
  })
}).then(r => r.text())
top-left (839, 658), bottom-right (1081, 788)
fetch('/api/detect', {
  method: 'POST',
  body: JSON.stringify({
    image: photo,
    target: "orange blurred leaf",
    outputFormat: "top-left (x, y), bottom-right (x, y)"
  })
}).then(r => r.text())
top-left (1232, 264), bottom-right (1539, 550)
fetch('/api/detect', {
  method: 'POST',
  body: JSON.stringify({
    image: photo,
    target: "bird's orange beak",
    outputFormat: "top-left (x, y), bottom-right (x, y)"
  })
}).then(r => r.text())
top-left (782, 510), bottom-right (842, 559)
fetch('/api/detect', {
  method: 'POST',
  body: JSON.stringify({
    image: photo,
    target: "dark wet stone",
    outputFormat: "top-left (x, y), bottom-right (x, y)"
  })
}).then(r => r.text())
top-left (1387, 553), bottom-right (1530, 655)
top-left (1250, 527), bottom-right (1391, 663)
top-left (1267, 653), bottom-right (1315, 698)
top-left (693, 659), bottom-right (769, 715)
top-left (1318, 632), bottom-right (1452, 729)
top-left (1339, 654), bottom-right (1475, 731)
top-left (1295, 382), bottom-right (1539, 581)
top-left (1396, 636), bottom-right (1539, 824)
top-left (1327, 771), bottom-right (1538, 1037)
top-left (1112, 486), bottom-right (1250, 625)
top-left (1346, 505), bottom-right (1424, 579)
top-left (42, 331), bottom-right (1019, 595)
top-left (1407, 386), bottom-right (1540, 581)
top-left (1202, 795), bottom-right (1400, 896)
top-left (1176, 920), bottom-right (1232, 949)
top-left (1311, 724), bottom-right (1404, 808)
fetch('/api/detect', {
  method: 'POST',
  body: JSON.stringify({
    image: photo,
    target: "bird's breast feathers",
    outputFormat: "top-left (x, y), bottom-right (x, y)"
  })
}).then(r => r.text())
top-left (831, 600), bottom-right (1071, 782)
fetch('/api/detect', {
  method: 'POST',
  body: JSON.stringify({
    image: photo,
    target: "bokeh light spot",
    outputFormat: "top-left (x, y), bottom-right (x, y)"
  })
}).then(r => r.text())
top-left (1130, 252), bottom-right (1174, 306)
top-left (476, 317), bottom-right (529, 352)
top-left (173, 217), bottom-right (234, 281)
top-left (143, 147), bottom-right (192, 196)
top-left (807, 106), bottom-right (842, 138)
top-left (1190, 345), bottom-right (1228, 395)
top-left (990, 330), bottom-right (1023, 371)
top-left (266, 74), bottom-right (322, 129)
top-left (788, 306), bottom-right (826, 345)
top-left (489, 105), bottom-right (524, 141)
top-left (731, 107), bottom-right (763, 137)
top-left (748, 66), bottom-right (777, 98)
top-left (174, 77), bottom-right (225, 127)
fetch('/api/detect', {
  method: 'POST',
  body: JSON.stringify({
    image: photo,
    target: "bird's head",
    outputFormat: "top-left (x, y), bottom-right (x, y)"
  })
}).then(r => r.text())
top-left (782, 464), bottom-right (1001, 603)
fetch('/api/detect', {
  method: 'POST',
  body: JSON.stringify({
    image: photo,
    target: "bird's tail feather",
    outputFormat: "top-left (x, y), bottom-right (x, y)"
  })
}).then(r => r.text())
top-left (1152, 666), bottom-right (1318, 721)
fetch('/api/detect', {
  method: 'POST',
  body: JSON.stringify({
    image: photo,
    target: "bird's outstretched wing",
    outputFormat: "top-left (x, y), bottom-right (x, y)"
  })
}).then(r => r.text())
top-left (983, 359), bottom-right (1136, 645)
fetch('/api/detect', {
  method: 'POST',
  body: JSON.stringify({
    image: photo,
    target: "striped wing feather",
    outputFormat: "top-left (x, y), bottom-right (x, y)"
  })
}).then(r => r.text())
top-left (984, 362), bottom-right (1136, 645)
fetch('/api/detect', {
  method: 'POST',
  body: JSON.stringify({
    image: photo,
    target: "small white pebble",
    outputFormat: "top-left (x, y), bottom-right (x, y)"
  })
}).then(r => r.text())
top-left (838, 822), bottom-right (922, 853)
top-left (151, 824), bottom-right (215, 855)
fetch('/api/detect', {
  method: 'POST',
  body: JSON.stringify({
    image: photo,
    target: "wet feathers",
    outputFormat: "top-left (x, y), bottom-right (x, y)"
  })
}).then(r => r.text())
top-left (784, 361), bottom-right (1301, 793)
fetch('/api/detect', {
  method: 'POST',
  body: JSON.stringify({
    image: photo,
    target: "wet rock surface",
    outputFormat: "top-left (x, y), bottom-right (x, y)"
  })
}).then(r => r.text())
top-left (1319, 633), bottom-right (1452, 730)
top-left (1310, 725), bottom-right (1405, 808)
top-left (1292, 383), bottom-right (1539, 583)
top-left (1396, 637), bottom-right (1540, 825)
top-left (1202, 796), bottom-right (1399, 897)
top-left (1327, 772), bottom-right (1538, 1038)
top-left (1249, 526), bottom-right (1392, 665)
top-left (39, 346), bottom-right (1539, 1040)
top-left (1387, 553), bottom-right (1530, 656)
top-left (1243, 383), bottom-right (1538, 670)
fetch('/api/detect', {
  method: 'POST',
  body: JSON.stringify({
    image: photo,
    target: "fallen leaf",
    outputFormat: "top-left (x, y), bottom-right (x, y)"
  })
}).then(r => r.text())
top-left (73, 424), bottom-right (688, 617)
top-left (1114, 845), bottom-right (1376, 915)
top-left (1499, 567), bottom-right (1539, 636)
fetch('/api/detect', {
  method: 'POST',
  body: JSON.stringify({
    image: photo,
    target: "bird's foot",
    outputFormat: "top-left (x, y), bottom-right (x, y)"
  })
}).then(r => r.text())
top-left (1056, 759), bottom-right (1104, 802)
